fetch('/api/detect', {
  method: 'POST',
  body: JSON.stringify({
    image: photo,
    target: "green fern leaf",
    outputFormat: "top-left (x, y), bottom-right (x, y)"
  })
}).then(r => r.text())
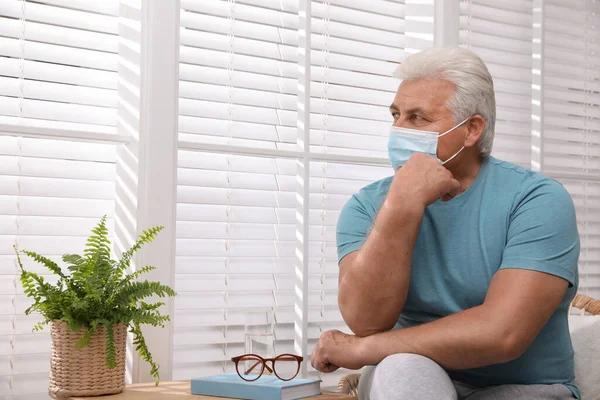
top-left (75, 322), bottom-right (97, 349)
top-left (104, 321), bottom-right (117, 369)
top-left (139, 301), bottom-right (165, 311)
top-left (130, 323), bottom-right (160, 383)
top-left (84, 215), bottom-right (112, 266)
top-left (32, 322), bottom-right (45, 332)
top-left (124, 266), bottom-right (156, 283)
top-left (20, 250), bottom-right (66, 279)
top-left (63, 254), bottom-right (86, 272)
top-left (114, 281), bottom-right (176, 306)
top-left (115, 227), bottom-right (163, 278)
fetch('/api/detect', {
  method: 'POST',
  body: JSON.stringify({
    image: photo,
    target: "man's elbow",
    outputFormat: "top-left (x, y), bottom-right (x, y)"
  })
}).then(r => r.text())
top-left (338, 280), bottom-right (401, 337)
top-left (345, 318), bottom-right (394, 338)
top-left (339, 300), bottom-right (396, 337)
top-left (347, 321), bottom-right (393, 338)
top-left (495, 330), bottom-right (532, 364)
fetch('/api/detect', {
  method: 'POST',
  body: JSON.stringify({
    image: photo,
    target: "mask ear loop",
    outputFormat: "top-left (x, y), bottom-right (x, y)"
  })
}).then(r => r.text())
top-left (438, 117), bottom-right (471, 138)
top-left (441, 146), bottom-right (465, 165)
top-left (438, 117), bottom-right (471, 164)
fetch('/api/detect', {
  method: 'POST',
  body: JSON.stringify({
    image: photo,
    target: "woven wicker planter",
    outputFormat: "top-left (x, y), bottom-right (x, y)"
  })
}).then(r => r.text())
top-left (49, 321), bottom-right (127, 398)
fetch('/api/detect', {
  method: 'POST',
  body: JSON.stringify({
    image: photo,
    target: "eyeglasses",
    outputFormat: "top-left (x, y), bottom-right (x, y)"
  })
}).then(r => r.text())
top-left (231, 353), bottom-right (303, 381)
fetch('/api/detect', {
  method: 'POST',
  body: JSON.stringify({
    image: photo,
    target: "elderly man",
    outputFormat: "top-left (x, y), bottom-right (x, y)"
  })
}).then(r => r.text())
top-left (311, 47), bottom-right (580, 400)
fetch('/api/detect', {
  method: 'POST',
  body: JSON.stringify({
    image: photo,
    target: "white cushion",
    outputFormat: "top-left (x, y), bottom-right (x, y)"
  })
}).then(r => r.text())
top-left (569, 315), bottom-right (600, 400)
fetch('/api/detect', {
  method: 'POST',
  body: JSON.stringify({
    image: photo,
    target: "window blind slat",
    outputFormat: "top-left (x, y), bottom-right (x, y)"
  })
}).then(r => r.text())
top-left (0, 0), bottom-right (118, 34)
top-left (0, 58), bottom-right (117, 90)
top-left (545, 128), bottom-right (600, 145)
top-left (459, 0), bottom-right (532, 14)
top-left (544, 17), bottom-right (589, 38)
top-left (458, 2), bottom-right (532, 27)
top-left (180, 45), bottom-right (399, 79)
top-left (545, 32), bottom-right (600, 54)
top-left (182, 8), bottom-right (403, 48)
top-left (0, 97), bottom-right (117, 127)
top-left (546, 0), bottom-right (600, 10)
top-left (0, 77), bottom-right (116, 109)
top-left (544, 46), bottom-right (600, 66)
top-left (0, 37), bottom-right (118, 72)
top-left (544, 75), bottom-right (600, 93)
top-left (180, 109), bottom-right (391, 140)
top-left (545, 3), bottom-right (600, 23)
top-left (180, 87), bottom-right (391, 122)
top-left (459, 31), bottom-right (531, 55)
top-left (29, 0), bottom-right (119, 15)
top-left (201, 0), bottom-right (406, 18)
top-left (0, 17), bottom-right (117, 53)
top-left (181, 28), bottom-right (404, 63)
top-left (459, 17), bottom-right (532, 42)
top-left (545, 101), bottom-right (600, 119)
top-left (0, 116), bottom-right (116, 135)
top-left (545, 63), bottom-right (600, 82)
top-left (0, 136), bottom-right (116, 161)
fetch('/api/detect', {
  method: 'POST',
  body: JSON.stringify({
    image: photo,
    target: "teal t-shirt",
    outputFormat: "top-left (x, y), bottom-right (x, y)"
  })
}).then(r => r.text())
top-left (336, 156), bottom-right (580, 398)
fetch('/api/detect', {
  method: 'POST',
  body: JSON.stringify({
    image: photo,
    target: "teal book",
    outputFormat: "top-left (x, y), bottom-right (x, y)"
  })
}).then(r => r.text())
top-left (191, 373), bottom-right (322, 400)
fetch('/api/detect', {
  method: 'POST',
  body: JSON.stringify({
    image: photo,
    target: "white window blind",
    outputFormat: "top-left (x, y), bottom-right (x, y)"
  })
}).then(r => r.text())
top-left (540, 0), bottom-right (600, 299)
top-left (178, 0), bottom-right (298, 150)
top-left (459, 0), bottom-right (533, 167)
top-left (174, 151), bottom-right (303, 378)
top-left (177, 0), bottom-right (403, 155)
top-left (306, 0), bottom-right (405, 158)
top-left (0, 1), bottom-right (120, 399)
top-left (175, 0), bottom-right (302, 379)
top-left (0, 0), bottom-right (119, 134)
top-left (0, 136), bottom-right (118, 400)
top-left (541, 0), bottom-right (599, 177)
top-left (174, 0), bottom-right (406, 387)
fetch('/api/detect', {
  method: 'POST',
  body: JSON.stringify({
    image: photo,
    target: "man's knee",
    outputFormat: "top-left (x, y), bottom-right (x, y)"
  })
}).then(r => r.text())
top-left (372, 353), bottom-right (450, 386)
top-left (366, 353), bottom-right (457, 400)
top-left (376, 353), bottom-right (443, 375)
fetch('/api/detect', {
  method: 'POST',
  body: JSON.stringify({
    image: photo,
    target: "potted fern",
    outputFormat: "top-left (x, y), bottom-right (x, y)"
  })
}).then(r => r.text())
top-left (15, 216), bottom-right (176, 398)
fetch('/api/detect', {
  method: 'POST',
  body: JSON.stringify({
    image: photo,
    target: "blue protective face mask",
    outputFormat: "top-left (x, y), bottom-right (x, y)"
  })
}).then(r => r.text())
top-left (388, 117), bottom-right (470, 170)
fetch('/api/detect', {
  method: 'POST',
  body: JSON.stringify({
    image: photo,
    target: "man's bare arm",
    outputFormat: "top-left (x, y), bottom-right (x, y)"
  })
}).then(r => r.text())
top-left (338, 198), bottom-right (423, 337)
top-left (358, 269), bottom-right (569, 369)
top-left (338, 154), bottom-right (461, 337)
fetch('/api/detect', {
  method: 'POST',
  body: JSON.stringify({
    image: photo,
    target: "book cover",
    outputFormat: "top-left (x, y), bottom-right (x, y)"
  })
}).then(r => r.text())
top-left (191, 373), bottom-right (322, 400)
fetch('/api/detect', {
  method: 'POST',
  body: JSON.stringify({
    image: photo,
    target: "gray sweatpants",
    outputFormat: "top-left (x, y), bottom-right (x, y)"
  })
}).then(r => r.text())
top-left (358, 354), bottom-right (575, 400)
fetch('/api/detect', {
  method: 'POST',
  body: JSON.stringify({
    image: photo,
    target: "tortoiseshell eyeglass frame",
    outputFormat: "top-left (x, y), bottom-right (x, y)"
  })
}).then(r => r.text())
top-left (230, 353), bottom-right (304, 382)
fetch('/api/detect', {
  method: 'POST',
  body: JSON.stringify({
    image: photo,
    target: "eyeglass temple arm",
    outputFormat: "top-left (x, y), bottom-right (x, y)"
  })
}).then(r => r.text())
top-left (244, 361), bottom-right (273, 375)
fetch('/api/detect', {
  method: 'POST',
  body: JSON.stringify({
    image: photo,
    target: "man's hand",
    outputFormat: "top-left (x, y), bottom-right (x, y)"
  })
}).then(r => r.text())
top-left (390, 153), bottom-right (461, 207)
top-left (311, 330), bottom-right (366, 373)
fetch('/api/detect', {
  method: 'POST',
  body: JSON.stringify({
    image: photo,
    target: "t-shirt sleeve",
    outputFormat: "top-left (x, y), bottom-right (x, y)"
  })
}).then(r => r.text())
top-left (499, 178), bottom-right (580, 286)
top-left (336, 193), bottom-right (374, 263)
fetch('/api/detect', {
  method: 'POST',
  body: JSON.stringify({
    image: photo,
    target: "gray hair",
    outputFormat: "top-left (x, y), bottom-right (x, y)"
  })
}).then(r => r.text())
top-left (394, 47), bottom-right (496, 157)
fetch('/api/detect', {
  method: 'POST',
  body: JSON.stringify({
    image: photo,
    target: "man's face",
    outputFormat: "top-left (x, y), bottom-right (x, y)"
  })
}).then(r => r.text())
top-left (389, 79), bottom-right (468, 163)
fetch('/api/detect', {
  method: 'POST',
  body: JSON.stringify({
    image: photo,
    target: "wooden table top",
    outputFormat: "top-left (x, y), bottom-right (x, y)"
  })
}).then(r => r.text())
top-left (71, 381), bottom-right (357, 400)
